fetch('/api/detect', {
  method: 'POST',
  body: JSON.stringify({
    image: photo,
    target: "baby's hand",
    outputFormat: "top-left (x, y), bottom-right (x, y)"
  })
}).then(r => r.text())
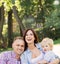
top-left (37, 61), bottom-right (47, 64)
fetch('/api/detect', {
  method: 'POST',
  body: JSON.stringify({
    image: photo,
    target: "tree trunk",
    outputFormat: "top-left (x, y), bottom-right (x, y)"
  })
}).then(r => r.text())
top-left (12, 6), bottom-right (25, 36)
top-left (39, 0), bottom-right (45, 23)
top-left (39, 0), bottom-right (45, 38)
top-left (0, 7), bottom-right (1, 22)
top-left (8, 10), bottom-right (13, 47)
top-left (0, 4), bottom-right (4, 37)
top-left (0, 3), bottom-right (7, 48)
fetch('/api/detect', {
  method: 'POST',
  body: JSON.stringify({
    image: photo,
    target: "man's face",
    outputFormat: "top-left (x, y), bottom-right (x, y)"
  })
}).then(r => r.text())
top-left (12, 39), bottom-right (25, 55)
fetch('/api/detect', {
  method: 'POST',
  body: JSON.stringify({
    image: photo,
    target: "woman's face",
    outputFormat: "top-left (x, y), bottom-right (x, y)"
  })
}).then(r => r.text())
top-left (25, 30), bottom-right (35, 44)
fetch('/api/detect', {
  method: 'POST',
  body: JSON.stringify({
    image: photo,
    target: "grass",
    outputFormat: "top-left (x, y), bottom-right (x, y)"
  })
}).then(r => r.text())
top-left (0, 48), bottom-right (12, 53)
top-left (54, 38), bottom-right (60, 44)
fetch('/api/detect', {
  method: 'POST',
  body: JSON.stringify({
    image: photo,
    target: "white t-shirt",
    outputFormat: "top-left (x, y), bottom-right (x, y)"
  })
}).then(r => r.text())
top-left (31, 52), bottom-right (43, 64)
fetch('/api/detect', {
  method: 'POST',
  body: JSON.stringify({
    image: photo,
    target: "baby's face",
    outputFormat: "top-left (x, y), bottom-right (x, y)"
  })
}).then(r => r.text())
top-left (42, 44), bottom-right (51, 52)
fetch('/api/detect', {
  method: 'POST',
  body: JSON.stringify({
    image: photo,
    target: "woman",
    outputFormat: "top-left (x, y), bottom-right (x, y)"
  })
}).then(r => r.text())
top-left (21, 29), bottom-right (59, 64)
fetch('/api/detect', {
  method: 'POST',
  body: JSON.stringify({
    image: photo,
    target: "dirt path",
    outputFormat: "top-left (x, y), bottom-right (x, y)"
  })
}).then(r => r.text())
top-left (53, 44), bottom-right (60, 58)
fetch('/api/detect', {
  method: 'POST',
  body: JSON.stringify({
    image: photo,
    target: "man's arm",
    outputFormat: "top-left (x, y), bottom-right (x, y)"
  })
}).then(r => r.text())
top-left (0, 52), bottom-right (7, 64)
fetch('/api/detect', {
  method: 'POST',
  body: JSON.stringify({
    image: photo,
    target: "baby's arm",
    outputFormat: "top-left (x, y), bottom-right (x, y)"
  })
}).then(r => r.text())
top-left (38, 51), bottom-right (56, 64)
top-left (38, 57), bottom-right (60, 64)
top-left (48, 58), bottom-right (60, 64)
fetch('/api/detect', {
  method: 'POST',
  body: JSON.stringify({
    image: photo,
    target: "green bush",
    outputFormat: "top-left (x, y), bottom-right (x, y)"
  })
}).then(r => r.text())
top-left (54, 38), bottom-right (60, 44)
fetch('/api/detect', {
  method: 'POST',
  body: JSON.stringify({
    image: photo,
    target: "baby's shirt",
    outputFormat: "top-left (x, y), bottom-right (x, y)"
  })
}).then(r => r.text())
top-left (43, 51), bottom-right (56, 63)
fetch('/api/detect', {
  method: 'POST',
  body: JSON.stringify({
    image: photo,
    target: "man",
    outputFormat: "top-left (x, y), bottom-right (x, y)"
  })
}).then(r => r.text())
top-left (0, 37), bottom-right (25, 64)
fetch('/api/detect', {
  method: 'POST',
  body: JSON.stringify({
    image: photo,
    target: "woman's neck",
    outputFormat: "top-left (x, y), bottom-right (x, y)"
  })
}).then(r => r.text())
top-left (28, 43), bottom-right (36, 51)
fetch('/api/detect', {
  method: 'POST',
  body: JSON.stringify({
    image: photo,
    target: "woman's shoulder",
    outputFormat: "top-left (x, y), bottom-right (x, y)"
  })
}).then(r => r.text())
top-left (35, 43), bottom-right (41, 46)
top-left (22, 48), bottom-right (31, 56)
top-left (35, 43), bottom-right (42, 51)
top-left (21, 50), bottom-right (30, 61)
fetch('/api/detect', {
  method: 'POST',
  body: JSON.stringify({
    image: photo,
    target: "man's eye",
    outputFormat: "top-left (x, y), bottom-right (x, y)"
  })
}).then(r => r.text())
top-left (21, 45), bottom-right (24, 47)
top-left (17, 45), bottom-right (20, 46)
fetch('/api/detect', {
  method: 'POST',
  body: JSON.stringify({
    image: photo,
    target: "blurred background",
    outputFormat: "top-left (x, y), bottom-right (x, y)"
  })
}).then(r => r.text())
top-left (0, 0), bottom-right (60, 55)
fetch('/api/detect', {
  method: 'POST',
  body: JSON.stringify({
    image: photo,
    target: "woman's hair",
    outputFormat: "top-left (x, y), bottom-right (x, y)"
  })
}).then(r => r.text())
top-left (23, 29), bottom-right (39, 50)
top-left (13, 36), bottom-right (26, 51)
top-left (41, 37), bottom-right (54, 50)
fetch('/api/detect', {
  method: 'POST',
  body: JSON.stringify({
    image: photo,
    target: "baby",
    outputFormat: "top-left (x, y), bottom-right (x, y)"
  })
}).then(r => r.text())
top-left (38, 37), bottom-right (56, 64)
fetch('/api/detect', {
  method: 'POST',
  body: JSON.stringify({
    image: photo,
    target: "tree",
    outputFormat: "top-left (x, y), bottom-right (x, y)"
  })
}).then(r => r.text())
top-left (0, 3), bottom-right (7, 48)
top-left (0, 0), bottom-right (60, 48)
top-left (8, 10), bottom-right (13, 47)
top-left (12, 6), bottom-right (25, 36)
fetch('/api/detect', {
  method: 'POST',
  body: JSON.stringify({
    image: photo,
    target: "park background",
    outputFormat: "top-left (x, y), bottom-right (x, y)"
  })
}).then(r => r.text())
top-left (0, 0), bottom-right (60, 57)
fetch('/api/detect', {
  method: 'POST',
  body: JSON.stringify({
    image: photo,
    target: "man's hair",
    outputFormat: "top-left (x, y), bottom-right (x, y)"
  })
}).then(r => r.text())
top-left (13, 36), bottom-right (23, 42)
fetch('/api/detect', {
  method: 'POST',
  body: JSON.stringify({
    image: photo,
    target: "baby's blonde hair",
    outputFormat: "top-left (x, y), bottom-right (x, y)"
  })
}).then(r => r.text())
top-left (41, 37), bottom-right (54, 50)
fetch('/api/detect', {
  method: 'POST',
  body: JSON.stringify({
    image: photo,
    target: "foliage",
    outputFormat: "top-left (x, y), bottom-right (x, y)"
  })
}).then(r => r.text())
top-left (0, 48), bottom-right (12, 53)
top-left (40, 0), bottom-right (60, 40)
top-left (0, 0), bottom-right (60, 48)
top-left (0, 0), bottom-right (2, 6)
top-left (45, 5), bottom-right (60, 29)
top-left (54, 38), bottom-right (60, 44)
top-left (2, 24), bottom-right (8, 37)
top-left (22, 16), bottom-right (36, 29)
top-left (1, 0), bottom-right (12, 11)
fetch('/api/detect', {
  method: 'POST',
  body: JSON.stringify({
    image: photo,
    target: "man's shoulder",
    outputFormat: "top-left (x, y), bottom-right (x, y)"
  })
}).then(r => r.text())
top-left (1, 51), bottom-right (12, 54)
top-left (0, 51), bottom-right (12, 56)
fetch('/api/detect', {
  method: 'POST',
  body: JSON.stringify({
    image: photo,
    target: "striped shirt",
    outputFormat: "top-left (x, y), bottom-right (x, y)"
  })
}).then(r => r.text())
top-left (0, 51), bottom-right (21, 64)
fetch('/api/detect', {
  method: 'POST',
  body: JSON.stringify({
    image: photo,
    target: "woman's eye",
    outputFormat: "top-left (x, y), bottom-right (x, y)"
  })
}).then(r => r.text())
top-left (30, 33), bottom-right (33, 36)
top-left (26, 33), bottom-right (33, 36)
top-left (26, 34), bottom-right (28, 36)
